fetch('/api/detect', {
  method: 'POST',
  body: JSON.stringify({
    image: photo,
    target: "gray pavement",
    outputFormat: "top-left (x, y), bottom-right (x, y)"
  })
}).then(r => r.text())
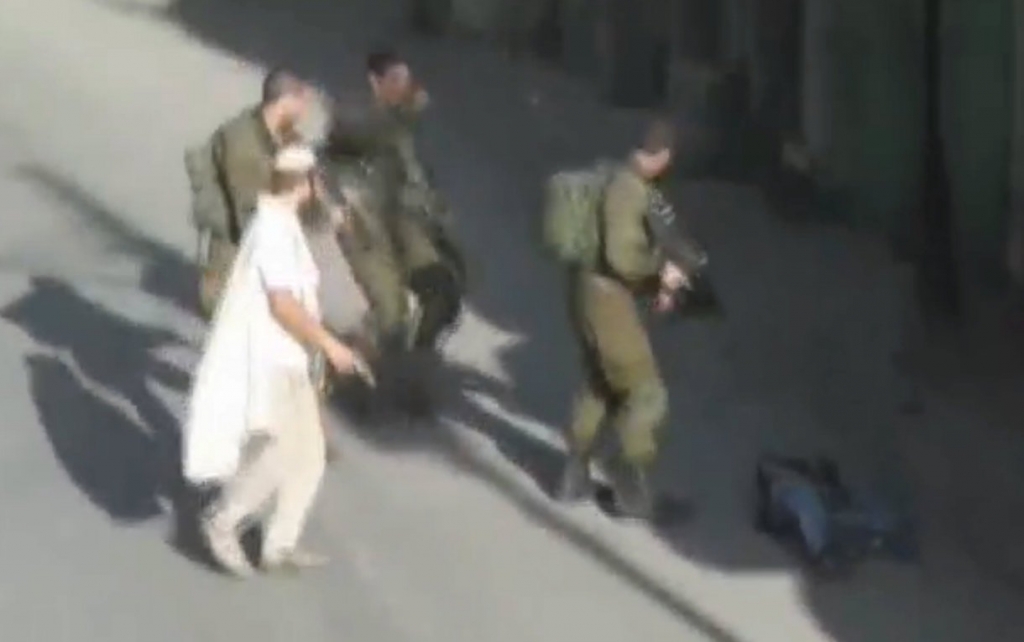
top-left (0, 1), bottom-right (1022, 641)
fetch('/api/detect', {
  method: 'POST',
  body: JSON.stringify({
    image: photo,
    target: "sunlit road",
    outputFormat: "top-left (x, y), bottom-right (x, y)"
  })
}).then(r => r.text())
top-left (0, 1), bottom-right (732, 640)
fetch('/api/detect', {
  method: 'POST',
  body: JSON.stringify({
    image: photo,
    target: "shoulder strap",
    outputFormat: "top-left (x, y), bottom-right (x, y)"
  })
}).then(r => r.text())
top-left (211, 125), bottom-right (242, 243)
top-left (594, 168), bottom-right (612, 274)
top-left (596, 163), bottom-right (628, 266)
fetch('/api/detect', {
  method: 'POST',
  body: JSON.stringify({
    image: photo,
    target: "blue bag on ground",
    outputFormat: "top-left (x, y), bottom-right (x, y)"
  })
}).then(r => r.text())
top-left (754, 455), bottom-right (918, 576)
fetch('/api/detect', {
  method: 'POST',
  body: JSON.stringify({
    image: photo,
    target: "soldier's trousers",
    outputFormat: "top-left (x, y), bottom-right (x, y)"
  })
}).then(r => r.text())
top-left (344, 221), bottom-right (462, 354)
top-left (567, 272), bottom-right (667, 467)
top-left (198, 236), bottom-right (238, 320)
top-left (342, 233), bottom-right (461, 408)
top-left (344, 242), bottom-right (410, 351)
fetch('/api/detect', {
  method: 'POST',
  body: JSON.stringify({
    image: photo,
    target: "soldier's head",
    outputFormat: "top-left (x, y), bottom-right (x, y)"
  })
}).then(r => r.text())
top-left (269, 145), bottom-right (317, 207)
top-left (261, 68), bottom-right (313, 130)
top-left (633, 118), bottom-right (676, 180)
top-left (366, 47), bottom-right (412, 107)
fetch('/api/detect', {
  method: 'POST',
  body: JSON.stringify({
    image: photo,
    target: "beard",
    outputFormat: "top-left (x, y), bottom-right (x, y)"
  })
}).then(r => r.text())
top-left (278, 112), bottom-right (299, 133)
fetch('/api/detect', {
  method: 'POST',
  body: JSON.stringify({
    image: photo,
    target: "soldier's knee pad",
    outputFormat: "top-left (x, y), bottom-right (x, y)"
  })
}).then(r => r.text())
top-left (617, 380), bottom-right (667, 465)
top-left (622, 380), bottom-right (668, 428)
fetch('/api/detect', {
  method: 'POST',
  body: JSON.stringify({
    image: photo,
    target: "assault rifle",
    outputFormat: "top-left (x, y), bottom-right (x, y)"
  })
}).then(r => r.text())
top-left (646, 187), bottom-right (723, 319)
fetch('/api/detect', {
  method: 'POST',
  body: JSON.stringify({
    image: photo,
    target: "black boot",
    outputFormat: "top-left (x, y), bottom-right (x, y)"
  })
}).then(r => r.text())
top-left (612, 466), bottom-right (655, 521)
top-left (555, 453), bottom-right (595, 503)
top-left (610, 466), bottom-right (694, 526)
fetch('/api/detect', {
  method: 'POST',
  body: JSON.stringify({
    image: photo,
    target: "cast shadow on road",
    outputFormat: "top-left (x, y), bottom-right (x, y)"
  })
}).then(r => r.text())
top-left (2, 277), bottom-right (187, 523)
top-left (5, 166), bottom-right (217, 565)
top-left (13, 165), bottom-right (201, 319)
top-left (330, 365), bottom-right (742, 642)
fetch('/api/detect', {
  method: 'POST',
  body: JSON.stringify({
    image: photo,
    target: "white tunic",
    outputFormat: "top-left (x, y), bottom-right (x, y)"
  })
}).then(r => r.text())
top-left (183, 194), bottom-right (321, 484)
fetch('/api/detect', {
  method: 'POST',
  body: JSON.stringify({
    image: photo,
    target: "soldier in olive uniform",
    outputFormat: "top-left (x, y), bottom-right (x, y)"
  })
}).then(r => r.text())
top-left (199, 69), bottom-right (315, 318)
top-left (200, 69), bottom-right (350, 462)
top-left (557, 120), bottom-right (690, 522)
top-left (322, 48), bottom-right (464, 417)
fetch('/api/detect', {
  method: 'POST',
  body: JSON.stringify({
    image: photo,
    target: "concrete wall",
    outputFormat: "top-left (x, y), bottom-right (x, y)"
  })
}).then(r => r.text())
top-left (800, 0), bottom-right (834, 164)
top-left (823, 0), bottom-right (926, 237)
top-left (1009, 0), bottom-right (1024, 284)
top-left (414, 0), bottom-right (1017, 285)
top-left (941, 0), bottom-right (1013, 279)
top-left (794, 0), bottom-right (1012, 287)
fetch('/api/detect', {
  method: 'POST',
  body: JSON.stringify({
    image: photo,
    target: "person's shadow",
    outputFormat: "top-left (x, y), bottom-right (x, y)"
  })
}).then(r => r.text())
top-left (13, 164), bottom-right (201, 319)
top-left (2, 277), bottom-right (192, 532)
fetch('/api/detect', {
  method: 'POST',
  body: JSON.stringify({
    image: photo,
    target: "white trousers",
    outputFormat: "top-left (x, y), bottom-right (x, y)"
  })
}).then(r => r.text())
top-left (213, 370), bottom-right (326, 558)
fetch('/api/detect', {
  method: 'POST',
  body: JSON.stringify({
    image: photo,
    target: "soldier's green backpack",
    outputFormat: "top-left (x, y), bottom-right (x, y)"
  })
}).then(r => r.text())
top-left (183, 131), bottom-right (233, 239)
top-left (541, 160), bottom-right (618, 266)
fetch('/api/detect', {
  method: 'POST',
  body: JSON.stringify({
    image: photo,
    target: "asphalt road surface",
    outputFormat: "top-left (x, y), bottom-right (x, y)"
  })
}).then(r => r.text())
top-left (0, 2), bottom-right (727, 640)
top-left (1, 2), bottom-right (1021, 642)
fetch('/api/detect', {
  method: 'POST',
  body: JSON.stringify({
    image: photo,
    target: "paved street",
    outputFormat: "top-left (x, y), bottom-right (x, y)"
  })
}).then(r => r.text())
top-left (0, 1), bottom-right (1022, 641)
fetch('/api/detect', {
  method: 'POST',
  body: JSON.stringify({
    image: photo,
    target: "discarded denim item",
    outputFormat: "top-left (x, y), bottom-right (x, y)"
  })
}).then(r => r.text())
top-left (755, 455), bottom-right (918, 575)
top-left (772, 479), bottom-right (830, 557)
top-left (831, 493), bottom-right (919, 563)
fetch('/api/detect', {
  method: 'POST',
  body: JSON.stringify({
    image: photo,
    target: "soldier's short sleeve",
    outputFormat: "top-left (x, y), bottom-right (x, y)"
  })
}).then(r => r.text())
top-left (602, 171), bottom-right (661, 283)
top-left (324, 93), bottom-right (383, 158)
top-left (393, 101), bottom-right (425, 129)
top-left (395, 127), bottom-right (428, 188)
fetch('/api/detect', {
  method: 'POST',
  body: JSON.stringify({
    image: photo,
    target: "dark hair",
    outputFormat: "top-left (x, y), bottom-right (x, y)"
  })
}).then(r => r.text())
top-left (366, 47), bottom-right (404, 78)
top-left (262, 68), bottom-right (305, 105)
top-left (641, 117), bottom-right (676, 155)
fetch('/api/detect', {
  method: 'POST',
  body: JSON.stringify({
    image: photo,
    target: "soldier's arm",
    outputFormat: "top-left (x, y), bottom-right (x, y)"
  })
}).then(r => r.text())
top-left (303, 171), bottom-right (350, 233)
top-left (602, 174), bottom-right (662, 284)
top-left (393, 108), bottom-right (426, 137)
top-left (394, 82), bottom-right (429, 124)
top-left (395, 131), bottom-right (429, 189)
top-left (217, 128), bottom-right (268, 233)
top-left (324, 98), bottom-right (386, 159)
top-left (646, 188), bottom-right (707, 275)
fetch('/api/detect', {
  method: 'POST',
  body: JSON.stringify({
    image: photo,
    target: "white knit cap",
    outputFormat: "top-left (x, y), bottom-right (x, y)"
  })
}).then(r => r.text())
top-left (273, 145), bottom-right (317, 173)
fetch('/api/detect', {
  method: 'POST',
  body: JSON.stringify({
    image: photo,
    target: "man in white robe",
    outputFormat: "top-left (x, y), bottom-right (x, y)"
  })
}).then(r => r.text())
top-left (183, 145), bottom-right (367, 577)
